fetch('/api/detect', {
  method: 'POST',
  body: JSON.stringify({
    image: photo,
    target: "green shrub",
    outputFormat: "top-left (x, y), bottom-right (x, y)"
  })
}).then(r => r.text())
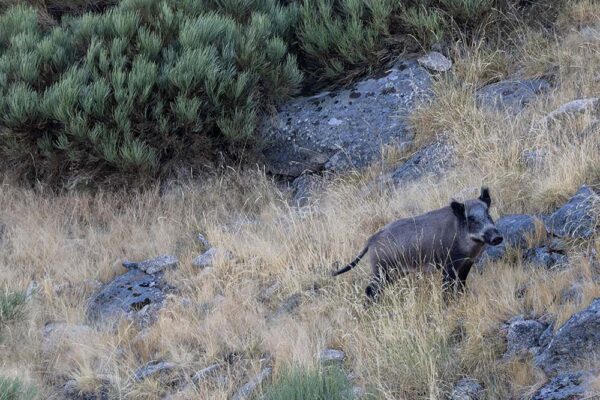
top-left (0, 377), bottom-right (36, 400)
top-left (298, 0), bottom-right (397, 84)
top-left (401, 5), bottom-right (446, 47)
top-left (0, 1), bottom-right (302, 185)
top-left (0, 291), bottom-right (26, 326)
top-left (262, 366), bottom-right (354, 400)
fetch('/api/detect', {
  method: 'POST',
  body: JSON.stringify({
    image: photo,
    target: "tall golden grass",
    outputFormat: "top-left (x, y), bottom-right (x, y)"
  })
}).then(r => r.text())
top-left (0, 1), bottom-right (599, 398)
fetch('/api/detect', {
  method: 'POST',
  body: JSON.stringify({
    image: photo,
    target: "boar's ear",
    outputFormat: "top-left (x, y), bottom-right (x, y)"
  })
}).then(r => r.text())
top-left (451, 200), bottom-right (466, 221)
top-left (479, 186), bottom-right (491, 207)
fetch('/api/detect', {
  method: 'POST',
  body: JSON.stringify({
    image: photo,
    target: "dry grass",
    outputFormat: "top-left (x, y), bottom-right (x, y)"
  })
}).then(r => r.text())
top-left (0, 1), bottom-right (600, 399)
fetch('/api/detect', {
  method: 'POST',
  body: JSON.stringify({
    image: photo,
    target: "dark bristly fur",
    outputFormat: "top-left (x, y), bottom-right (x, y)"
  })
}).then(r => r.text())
top-left (333, 187), bottom-right (503, 301)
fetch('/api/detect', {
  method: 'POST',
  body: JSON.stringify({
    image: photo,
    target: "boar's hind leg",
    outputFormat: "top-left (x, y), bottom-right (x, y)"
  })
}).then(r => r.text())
top-left (365, 264), bottom-right (390, 302)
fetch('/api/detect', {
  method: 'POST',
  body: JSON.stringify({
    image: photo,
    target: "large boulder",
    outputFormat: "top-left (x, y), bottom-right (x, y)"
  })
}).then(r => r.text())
top-left (545, 186), bottom-right (599, 239)
top-left (387, 139), bottom-right (455, 185)
top-left (259, 60), bottom-right (432, 177)
top-left (532, 371), bottom-right (593, 400)
top-left (86, 269), bottom-right (168, 326)
top-left (535, 298), bottom-right (600, 375)
top-left (476, 78), bottom-right (551, 114)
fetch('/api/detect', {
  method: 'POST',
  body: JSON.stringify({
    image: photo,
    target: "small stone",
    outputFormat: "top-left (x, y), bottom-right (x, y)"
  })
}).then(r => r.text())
top-left (196, 233), bottom-right (210, 248)
top-left (450, 377), bottom-right (484, 400)
top-left (535, 98), bottom-right (600, 128)
top-left (327, 117), bottom-right (343, 126)
top-left (191, 364), bottom-right (222, 384)
top-left (122, 255), bottom-right (178, 275)
top-left (192, 248), bottom-right (232, 269)
top-left (25, 280), bottom-right (39, 300)
top-left (417, 51), bottom-right (452, 72)
top-left (231, 367), bottom-right (272, 400)
top-left (134, 361), bottom-right (177, 381)
top-left (320, 348), bottom-right (345, 363)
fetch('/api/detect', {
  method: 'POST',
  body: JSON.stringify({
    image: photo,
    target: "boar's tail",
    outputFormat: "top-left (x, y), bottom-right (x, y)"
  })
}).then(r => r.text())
top-left (332, 246), bottom-right (369, 276)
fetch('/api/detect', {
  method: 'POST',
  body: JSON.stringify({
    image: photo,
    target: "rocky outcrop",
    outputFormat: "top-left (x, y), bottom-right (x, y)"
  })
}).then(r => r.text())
top-left (259, 60), bottom-right (432, 178)
top-left (545, 186), bottom-right (599, 239)
top-left (86, 269), bottom-right (168, 326)
top-left (386, 139), bottom-right (455, 185)
top-left (535, 298), bottom-right (600, 375)
top-left (476, 79), bottom-right (551, 114)
top-left (532, 371), bottom-right (593, 400)
top-left (450, 377), bottom-right (484, 400)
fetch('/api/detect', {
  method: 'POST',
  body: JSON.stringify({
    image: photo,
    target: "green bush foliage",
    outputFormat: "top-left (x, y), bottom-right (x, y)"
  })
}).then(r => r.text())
top-left (0, 377), bottom-right (36, 400)
top-left (0, 290), bottom-right (26, 327)
top-left (0, 1), bottom-right (302, 184)
top-left (262, 366), bottom-right (354, 400)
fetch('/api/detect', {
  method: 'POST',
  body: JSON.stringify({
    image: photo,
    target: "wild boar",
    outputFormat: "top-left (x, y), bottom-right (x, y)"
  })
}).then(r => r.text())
top-left (333, 187), bottom-right (503, 301)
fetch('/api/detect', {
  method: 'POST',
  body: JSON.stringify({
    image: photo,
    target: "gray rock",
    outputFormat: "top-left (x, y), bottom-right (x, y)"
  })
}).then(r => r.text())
top-left (259, 60), bottom-right (432, 177)
top-left (417, 51), bottom-right (452, 72)
top-left (134, 360), bottom-right (177, 381)
top-left (192, 247), bottom-right (232, 269)
top-left (539, 323), bottom-right (555, 349)
top-left (560, 283), bottom-right (585, 305)
top-left (122, 255), bottom-right (178, 275)
top-left (63, 379), bottom-right (109, 400)
top-left (270, 293), bottom-right (303, 320)
top-left (86, 269), bottom-right (167, 326)
top-left (545, 186), bottom-right (599, 239)
top-left (535, 297), bottom-right (600, 375)
top-left (522, 148), bottom-right (548, 168)
top-left (476, 79), bottom-right (551, 114)
top-left (25, 280), bottom-right (39, 300)
top-left (580, 25), bottom-right (600, 42)
top-left (482, 214), bottom-right (543, 261)
top-left (387, 139), bottom-right (455, 185)
top-left (536, 98), bottom-right (600, 128)
top-left (532, 371), bottom-right (592, 400)
top-left (231, 367), bottom-right (272, 400)
top-left (320, 348), bottom-right (346, 363)
top-left (196, 233), bottom-right (210, 248)
top-left (450, 377), bottom-right (484, 400)
top-left (191, 363), bottom-right (222, 384)
top-left (525, 247), bottom-right (568, 269)
top-left (506, 318), bottom-right (546, 356)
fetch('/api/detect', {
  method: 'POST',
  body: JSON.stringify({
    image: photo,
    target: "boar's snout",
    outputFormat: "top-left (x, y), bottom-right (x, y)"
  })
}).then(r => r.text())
top-left (485, 228), bottom-right (503, 246)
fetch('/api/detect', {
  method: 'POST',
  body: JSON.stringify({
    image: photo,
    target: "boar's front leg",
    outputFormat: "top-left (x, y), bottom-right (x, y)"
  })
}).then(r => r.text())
top-left (442, 261), bottom-right (473, 298)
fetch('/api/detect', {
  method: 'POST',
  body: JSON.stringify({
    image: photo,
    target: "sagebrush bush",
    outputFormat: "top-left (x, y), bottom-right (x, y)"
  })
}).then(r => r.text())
top-left (0, 377), bottom-right (36, 400)
top-left (262, 366), bottom-right (354, 400)
top-left (0, 1), bottom-right (302, 185)
top-left (0, 290), bottom-right (25, 327)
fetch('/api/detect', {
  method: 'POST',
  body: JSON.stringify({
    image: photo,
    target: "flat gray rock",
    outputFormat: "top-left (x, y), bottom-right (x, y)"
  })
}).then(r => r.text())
top-left (134, 360), bottom-right (177, 381)
top-left (545, 186), bottom-right (599, 239)
top-left (535, 297), bottom-right (600, 375)
top-left (122, 254), bottom-right (178, 275)
top-left (86, 269), bottom-right (167, 326)
top-left (320, 348), bottom-right (346, 363)
top-left (450, 377), bottom-right (484, 400)
top-left (389, 139), bottom-right (455, 185)
top-left (192, 247), bottom-right (232, 269)
top-left (231, 367), bottom-right (272, 400)
top-left (532, 371), bottom-right (592, 400)
top-left (417, 51), bottom-right (452, 72)
top-left (259, 60), bottom-right (432, 177)
top-left (476, 78), bottom-right (551, 114)
top-left (536, 98), bottom-right (599, 128)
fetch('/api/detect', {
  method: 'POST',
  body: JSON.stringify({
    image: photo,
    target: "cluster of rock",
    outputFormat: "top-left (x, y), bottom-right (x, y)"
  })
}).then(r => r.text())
top-left (479, 185), bottom-right (599, 269)
top-left (501, 298), bottom-right (600, 399)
